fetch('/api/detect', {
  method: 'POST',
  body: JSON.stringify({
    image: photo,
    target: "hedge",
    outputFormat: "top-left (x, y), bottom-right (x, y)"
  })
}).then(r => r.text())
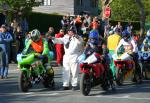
top-left (27, 12), bottom-right (63, 34)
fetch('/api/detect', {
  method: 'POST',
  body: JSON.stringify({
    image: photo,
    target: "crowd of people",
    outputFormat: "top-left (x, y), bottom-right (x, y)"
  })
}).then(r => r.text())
top-left (0, 13), bottom-right (149, 91)
top-left (0, 11), bottom-right (28, 79)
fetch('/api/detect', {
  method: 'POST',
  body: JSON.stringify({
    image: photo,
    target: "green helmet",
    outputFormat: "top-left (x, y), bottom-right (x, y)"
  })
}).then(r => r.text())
top-left (30, 29), bottom-right (41, 42)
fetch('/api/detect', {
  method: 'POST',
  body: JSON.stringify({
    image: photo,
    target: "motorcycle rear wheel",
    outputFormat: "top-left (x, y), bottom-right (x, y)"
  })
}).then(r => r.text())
top-left (80, 73), bottom-right (91, 96)
top-left (116, 68), bottom-right (124, 86)
top-left (18, 71), bottom-right (30, 92)
top-left (101, 80), bottom-right (110, 91)
top-left (132, 63), bottom-right (142, 84)
top-left (101, 70), bottom-right (110, 91)
top-left (141, 63), bottom-right (149, 79)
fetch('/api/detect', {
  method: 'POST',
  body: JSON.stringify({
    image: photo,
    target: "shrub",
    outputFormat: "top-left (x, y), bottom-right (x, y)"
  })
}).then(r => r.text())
top-left (27, 12), bottom-right (63, 34)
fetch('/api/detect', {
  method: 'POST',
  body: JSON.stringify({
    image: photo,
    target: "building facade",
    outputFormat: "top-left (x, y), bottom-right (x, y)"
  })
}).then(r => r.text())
top-left (74, 0), bottom-right (100, 15)
top-left (34, 0), bottom-right (100, 15)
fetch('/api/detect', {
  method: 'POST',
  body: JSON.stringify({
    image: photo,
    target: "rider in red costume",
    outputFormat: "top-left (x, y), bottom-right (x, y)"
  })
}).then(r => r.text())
top-left (55, 29), bottom-right (65, 66)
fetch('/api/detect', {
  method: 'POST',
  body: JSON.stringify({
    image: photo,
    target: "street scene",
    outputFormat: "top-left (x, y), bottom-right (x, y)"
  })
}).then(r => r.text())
top-left (0, 0), bottom-right (150, 103)
top-left (0, 64), bottom-right (150, 103)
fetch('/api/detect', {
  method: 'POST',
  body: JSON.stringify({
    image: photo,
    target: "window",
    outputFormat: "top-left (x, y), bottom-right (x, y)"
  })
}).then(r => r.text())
top-left (76, 0), bottom-right (83, 6)
top-left (90, 0), bottom-right (98, 8)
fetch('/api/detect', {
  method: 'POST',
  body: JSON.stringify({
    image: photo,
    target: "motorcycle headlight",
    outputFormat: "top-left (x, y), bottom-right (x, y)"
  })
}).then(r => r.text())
top-left (77, 53), bottom-right (86, 63)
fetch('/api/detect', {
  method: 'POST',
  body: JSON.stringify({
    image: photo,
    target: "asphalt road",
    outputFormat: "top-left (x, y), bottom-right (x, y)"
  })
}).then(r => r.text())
top-left (0, 64), bottom-right (150, 103)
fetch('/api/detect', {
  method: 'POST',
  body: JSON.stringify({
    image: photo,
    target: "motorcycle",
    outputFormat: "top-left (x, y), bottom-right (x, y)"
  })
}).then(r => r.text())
top-left (113, 52), bottom-right (142, 86)
top-left (17, 52), bottom-right (54, 92)
top-left (79, 53), bottom-right (115, 96)
top-left (138, 46), bottom-right (150, 79)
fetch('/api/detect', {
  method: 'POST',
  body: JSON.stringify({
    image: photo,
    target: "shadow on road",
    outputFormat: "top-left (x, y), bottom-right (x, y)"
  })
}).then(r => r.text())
top-left (89, 80), bottom-right (150, 96)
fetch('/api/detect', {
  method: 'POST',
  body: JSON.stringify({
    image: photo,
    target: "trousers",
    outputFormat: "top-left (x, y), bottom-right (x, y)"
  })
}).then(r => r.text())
top-left (62, 54), bottom-right (79, 87)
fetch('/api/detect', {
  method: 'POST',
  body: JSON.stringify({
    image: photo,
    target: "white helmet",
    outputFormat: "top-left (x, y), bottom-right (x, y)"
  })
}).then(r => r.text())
top-left (147, 29), bottom-right (150, 36)
top-left (109, 30), bottom-right (114, 35)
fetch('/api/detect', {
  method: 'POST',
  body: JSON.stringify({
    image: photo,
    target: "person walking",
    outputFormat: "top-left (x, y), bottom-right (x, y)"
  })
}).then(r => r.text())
top-left (0, 44), bottom-right (2, 77)
top-left (45, 27), bottom-right (56, 57)
top-left (16, 26), bottom-right (25, 53)
top-left (0, 24), bottom-right (13, 79)
top-left (55, 29), bottom-right (65, 66)
top-left (52, 28), bottom-right (83, 90)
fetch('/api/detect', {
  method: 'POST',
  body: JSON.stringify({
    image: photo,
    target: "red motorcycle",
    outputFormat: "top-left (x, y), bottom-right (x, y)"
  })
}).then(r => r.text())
top-left (79, 53), bottom-right (115, 96)
top-left (113, 53), bottom-right (142, 86)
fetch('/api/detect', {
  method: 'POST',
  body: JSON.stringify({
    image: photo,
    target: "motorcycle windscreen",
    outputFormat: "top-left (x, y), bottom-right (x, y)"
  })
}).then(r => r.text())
top-left (84, 53), bottom-right (97, 64)
top-left (77, 53), bottom-right (86, 63)
top-left (113, 52), bottom-right (132, 60)
top-left (17, 53), bottom-right (35, 64)
top-left (119, 52), bottom-right (133, 60)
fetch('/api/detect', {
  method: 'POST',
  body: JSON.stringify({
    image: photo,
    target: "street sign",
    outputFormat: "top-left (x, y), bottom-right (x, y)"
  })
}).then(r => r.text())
top-left (104, 7), bottom-right (111, 18)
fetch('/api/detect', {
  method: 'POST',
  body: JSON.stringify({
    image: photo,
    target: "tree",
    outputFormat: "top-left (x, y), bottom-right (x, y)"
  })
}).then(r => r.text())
top-left (142, 0), bottom-right (150, 22)
top-left (109, 0), bottom-right (150, 39)
top-left (0, 0), bottom-right (41, 23)
top-left (110, 0), bottom-right (140, 21)
top-left (109, 0), bottom-right (150, 22)
top-left (135, 0), bottom-right (145, 38)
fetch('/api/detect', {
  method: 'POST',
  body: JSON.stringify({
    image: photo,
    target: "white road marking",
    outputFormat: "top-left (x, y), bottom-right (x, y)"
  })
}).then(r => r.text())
top-left (95, 95), bottom-right (150, 100)
top-left (0, 92), bottom-right (64, 97)
top-left (33, 93), bottom-right (59, 96)
top-left (9, 69), bottom-right (19, 73)
top-left (0, 92), bottom-right (150, 100)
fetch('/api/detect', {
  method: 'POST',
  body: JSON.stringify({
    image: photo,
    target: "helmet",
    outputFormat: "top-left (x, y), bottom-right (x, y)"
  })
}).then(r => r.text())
top-left (114, 27), bottom-right (121, 34)
top-left (122, 30), bottom-right (130, 41)
top-left (89, 30), bottom-right (99, 39)
top-left (109, 30), bottom-right (114, 35)
top-left (122, 30), bottom-right (130, 38)
top-left (146, 29), bottom-right (150, 37)
top-left (30, 29), bottom-right (40, 42)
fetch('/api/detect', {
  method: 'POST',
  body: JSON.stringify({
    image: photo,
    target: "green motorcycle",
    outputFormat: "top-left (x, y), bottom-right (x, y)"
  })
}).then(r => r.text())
top-left (17, 52), bottom-right (54, 92)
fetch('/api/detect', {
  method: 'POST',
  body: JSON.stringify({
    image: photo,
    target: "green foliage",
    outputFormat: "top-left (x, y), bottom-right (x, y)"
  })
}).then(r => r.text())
top-left (0, 0), bottom-right (41, 19)
top-left (110, 0), bottom-right (140, 21)
top-left (146, 16), bottom-right (150, 23)
top-left (109, 0), bottom-right (150, 22)
top-left (142, 0), bottom-right (150, 22)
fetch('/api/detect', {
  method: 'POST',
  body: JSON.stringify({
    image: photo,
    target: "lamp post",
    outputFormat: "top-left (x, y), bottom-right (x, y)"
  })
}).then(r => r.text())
top-left (50, 0), bottom-right (52, 6)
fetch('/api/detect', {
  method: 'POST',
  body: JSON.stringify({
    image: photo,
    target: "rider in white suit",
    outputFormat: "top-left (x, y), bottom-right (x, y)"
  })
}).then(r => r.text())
top-left (114, 30), bottom-right (142, 82)
top-left (52, 28), bottom-right (83, 90)
top-left (115, 30), bottom-right (138, 60)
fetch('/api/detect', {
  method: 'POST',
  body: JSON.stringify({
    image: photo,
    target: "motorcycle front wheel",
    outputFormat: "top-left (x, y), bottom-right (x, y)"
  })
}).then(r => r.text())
top-left (18, 71), bottom-right (30, 92)
top-left (43, 67), bottom-right (55, 89)
top-left (80, 73), bottom-right (91, 96)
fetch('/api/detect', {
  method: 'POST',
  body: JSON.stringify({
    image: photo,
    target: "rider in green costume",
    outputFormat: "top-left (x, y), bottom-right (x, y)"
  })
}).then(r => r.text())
top-left (23, 29), bottom-right (53, 64)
